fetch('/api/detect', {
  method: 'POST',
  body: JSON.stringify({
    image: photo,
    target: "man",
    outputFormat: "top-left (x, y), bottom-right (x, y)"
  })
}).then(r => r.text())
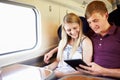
top-left (77, 1), bottom-right (120, 79)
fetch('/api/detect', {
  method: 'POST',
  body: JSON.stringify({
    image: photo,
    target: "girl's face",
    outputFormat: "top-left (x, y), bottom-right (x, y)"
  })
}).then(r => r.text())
top-left (64, 23), bottom-right (80, 39)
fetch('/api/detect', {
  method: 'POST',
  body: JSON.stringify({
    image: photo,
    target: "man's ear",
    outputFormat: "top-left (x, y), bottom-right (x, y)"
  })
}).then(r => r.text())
top-left (105, 12), bottom-right (109, 19)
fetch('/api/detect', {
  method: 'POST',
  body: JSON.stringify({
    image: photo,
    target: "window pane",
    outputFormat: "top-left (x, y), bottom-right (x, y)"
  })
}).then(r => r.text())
top-left (0, 2), bottom-right (38, 55)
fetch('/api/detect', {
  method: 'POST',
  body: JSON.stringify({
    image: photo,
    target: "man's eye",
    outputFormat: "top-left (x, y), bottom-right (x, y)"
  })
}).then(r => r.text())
top-left (73, 27), bottom-right (77, 30)
top-left (93, 19), bottom-right (98, 22)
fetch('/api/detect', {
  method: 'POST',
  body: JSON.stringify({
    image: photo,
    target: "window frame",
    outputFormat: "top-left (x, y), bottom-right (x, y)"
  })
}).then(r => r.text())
top-left (0, 1), bottom-right (39, 55)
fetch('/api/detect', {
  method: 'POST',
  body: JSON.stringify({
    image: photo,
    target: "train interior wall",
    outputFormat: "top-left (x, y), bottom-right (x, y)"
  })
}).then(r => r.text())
top-left (0, 0), bottom-right (112, 68)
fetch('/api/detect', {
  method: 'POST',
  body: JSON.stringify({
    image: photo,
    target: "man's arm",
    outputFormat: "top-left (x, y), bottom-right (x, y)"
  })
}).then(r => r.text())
top-left (102, 68), bottom-right (120, 78)
top-left (76, 62), bottom-right (120, 78)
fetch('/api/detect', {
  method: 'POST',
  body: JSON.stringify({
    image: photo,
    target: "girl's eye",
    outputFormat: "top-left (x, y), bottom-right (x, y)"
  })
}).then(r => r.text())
top-left (67, 29), bottom-right (71, 32)
top-left (88, 22), bottom-right (91, 25)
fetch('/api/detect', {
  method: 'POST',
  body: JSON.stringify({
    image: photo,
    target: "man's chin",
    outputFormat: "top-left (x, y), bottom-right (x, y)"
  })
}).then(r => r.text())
top-left (94, 30), bottom-right (100, 34)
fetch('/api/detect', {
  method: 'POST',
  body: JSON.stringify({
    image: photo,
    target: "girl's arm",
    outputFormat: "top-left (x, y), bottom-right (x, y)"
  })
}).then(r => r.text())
top-left (44, 47), bottom-right (58, 63)
top-left (82, 37), bottom-right (93, 64)
top-left (45, 59), bottom-right (59, 70)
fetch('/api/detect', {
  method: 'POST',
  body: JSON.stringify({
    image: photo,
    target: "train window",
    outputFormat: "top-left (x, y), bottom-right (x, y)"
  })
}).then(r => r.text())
top-left (0, 2), bottom-right (39, 55)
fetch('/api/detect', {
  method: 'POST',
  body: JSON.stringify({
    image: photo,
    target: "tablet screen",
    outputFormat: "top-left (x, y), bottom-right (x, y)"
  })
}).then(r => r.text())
top-left (64, 59), bottom-right (88, 70)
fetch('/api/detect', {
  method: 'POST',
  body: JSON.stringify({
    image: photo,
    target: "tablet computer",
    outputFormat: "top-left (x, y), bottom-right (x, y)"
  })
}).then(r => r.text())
top-left (64, 59), bottom-right (89, 70)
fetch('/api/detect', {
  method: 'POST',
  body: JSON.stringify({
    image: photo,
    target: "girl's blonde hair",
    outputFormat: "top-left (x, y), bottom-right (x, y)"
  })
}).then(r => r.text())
top-left (57, 13), bottom-right (83, 60)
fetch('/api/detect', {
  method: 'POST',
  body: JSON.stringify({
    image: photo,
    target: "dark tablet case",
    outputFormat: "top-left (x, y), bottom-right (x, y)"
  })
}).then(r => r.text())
top-left (64, 59), bottom-right (88, 70)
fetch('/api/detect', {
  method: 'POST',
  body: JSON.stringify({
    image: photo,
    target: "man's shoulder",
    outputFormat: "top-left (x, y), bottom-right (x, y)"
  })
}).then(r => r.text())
top-left (111, 25), bottom-right (120, 32)
top-left (115, 25), bottom-right (120, 32)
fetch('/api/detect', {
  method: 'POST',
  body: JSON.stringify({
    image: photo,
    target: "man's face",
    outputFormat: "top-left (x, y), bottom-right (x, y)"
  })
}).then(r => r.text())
top-left (87, 12), bottom-right (108, 35)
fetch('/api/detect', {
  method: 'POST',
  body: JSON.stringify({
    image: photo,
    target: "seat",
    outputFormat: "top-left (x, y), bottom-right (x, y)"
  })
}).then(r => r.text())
top-left (108, 5), bottom-right (120, 26)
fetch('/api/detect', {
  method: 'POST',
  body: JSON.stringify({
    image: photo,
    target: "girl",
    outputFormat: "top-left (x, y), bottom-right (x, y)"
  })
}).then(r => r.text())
top-left (44, 13), bottom-right (93, 78)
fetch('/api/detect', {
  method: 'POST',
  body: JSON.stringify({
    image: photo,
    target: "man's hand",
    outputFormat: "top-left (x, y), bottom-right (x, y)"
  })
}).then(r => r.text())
top-left (76, 62), bottom-right (105, 76)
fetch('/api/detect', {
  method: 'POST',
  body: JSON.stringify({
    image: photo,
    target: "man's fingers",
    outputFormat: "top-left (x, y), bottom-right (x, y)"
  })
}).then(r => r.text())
top-left (76, 67), bottom-right (91, 75)
top-left (79, 65), bottom-right (92, 72)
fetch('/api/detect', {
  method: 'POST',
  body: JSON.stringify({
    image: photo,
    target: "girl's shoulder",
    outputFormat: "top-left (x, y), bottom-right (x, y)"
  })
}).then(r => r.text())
top-left (81, 35), bottom-right (87, 41)
top-left (81, 35), bottom-right (92, 43)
